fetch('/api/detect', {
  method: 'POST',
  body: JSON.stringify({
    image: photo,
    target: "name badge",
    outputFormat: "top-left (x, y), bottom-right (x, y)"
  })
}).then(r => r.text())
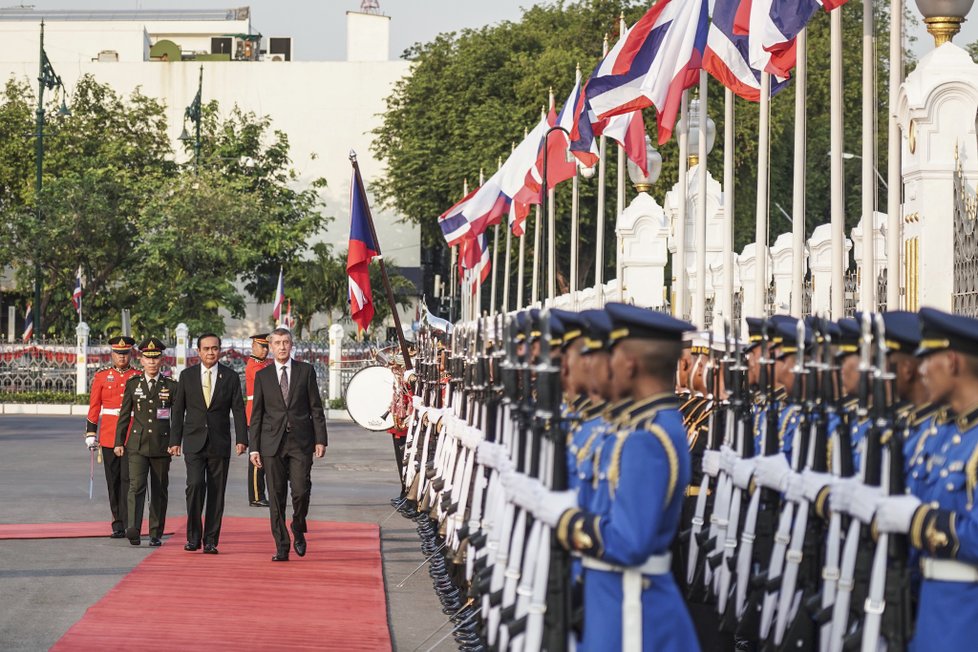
top-left (156, 408), bottom-right (171, 420)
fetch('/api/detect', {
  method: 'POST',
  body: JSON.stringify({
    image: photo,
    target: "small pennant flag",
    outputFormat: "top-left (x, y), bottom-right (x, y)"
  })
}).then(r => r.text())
top-left (271, 267), bottom-right (285, 323)
top-left (22, 303), bottom-right (34, 342)
top-left (71, 267), bottom-right (83, 317)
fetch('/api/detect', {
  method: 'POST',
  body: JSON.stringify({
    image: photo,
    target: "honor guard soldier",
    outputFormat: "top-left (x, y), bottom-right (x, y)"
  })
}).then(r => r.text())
top-left (114, 338), bottom-right (176, 546)
top-left (85, 336), bottom-right (139, 538)
top-left (246, 333), bottom-right (272, 506)
top-left (861, 307), bottom-right (978, 651)
top-left (530, 303), bottom-right (700, 651)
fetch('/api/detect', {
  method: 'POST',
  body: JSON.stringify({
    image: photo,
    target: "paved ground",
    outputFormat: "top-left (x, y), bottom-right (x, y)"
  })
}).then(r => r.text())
top-left (0, 416), bottom-right (451, 651)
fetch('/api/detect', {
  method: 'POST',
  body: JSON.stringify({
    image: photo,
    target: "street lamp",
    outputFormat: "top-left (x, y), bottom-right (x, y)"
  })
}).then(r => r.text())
top-left (180, 66), bottom-right (203, 171)
top-left (828, 150), bottom-right (888, 189)
top-left (33, 20), bottom-right (70, 339)
top-left (626, 135), bottom-right (663, 192)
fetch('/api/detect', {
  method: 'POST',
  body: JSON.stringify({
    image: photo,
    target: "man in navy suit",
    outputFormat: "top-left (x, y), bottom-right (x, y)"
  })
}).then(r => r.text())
top-left (249, 327), bottom-right (328, 561)
top-left (169, 333), bottom-right (247, 553)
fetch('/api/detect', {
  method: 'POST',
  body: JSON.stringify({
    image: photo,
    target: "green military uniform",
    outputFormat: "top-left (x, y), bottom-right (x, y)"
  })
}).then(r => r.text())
top-left (115, 338), bottom-right (176, 545)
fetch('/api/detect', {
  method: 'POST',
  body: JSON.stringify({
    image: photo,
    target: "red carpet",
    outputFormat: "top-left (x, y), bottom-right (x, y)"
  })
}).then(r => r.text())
top-left (0, 517), bottom-right (184, 540)
top-left (52, 517), bottom-right (391, 651)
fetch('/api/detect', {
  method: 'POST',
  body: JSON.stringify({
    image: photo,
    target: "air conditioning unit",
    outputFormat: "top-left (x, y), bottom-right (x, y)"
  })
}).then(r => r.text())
top-left (268, 37), bottom-right (292, 62)
top-left (269, 54), bottom-right (284, 62)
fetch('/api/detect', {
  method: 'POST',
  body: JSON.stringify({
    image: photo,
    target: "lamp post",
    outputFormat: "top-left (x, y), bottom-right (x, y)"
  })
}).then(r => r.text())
top-left (180, 66), bottom-right (203, 171)
top-left (33, 20), bottom-right (70, 339)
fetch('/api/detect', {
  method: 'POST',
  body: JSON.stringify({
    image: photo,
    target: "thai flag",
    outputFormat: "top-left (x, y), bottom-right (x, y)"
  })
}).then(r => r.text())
top-left (585, 0), bottom-right (709, 145)
top-left (704, 0), bottom-right (791, 101)
top-left (514, 99), bottom-right (577, 208)
top-left (458, 232), bottom-right (490, 292)
top-left (347, 165), bottom-right (379, 332)
top-left (459, 169), bottom-right (511, 237)
top-left (271, 267), bottom-right (285, 322)
top-left (498, 114), bottom-right (549, 236)
top-left (438, 187), bottom-right (477, 246)
top-left (22, 303), bottom-right (33, 342)
top-left (745, 0), bottom-right (849, 77)
top-left (570, 92), bottom-right (649, 174)
top-left (71, 267), bottom-right (83, 317)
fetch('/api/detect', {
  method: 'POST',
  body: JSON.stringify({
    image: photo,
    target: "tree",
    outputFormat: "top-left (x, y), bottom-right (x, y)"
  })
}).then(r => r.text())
top-left (374, 0), bottom-right (917, 306)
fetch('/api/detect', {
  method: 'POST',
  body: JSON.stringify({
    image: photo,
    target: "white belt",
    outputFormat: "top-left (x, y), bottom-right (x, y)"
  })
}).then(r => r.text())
top-left (921, 557), bottom-right (978, 582)
top-left (582, 553), bottom-right (672, 652)
top-left (100, 408), bottom-right (120, 416)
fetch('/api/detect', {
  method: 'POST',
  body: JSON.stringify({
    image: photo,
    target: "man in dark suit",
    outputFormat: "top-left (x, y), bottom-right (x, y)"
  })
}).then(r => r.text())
top-left (249, 327), bottom-right (328, 561)
top-left (114, 337), bottom-right (176, 547)
top-left (169, 333), bottom-right (247, 554)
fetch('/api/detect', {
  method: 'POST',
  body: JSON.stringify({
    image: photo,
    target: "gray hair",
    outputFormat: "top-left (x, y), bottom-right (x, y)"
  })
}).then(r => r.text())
top-left (269, 327), bottom-right (294, 343)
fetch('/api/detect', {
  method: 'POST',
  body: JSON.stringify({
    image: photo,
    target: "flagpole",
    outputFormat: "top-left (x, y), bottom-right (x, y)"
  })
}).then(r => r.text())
top-left (518, 219), bottom-right (527, 308)
top-left (755, 72), bottom-right (771, 318)
top-left (503, 218), bottom-right (512, 313)
top-left (887, 0), bottom-right (903, 310)
top-left (693, 71), bottom-right (708, 329)
top-left (830, 10), bottom-right (845, 319)
top-left (349, 153), bottom-right (413, 370)
top-left (449, 245), bottom-right (457, 322)
top-left (595, 34), bottom-right (609, 304)
top-left (675, 91), bottom-right (689, 319)
top-left (570, 164), bottom-right (580, 298)
top-left (615, 14), bottom-right (626, 302)
top-left (547, 185), bottom-right (556, 304)
top-left (791, 29), bottom-right (808, 317)
top-left (722, 88), bottom-right (735, 326)
top-left (531, 204), bottom-right (541, 305)
top-left (860, 0), bottom-right (876, 312)
top-left (489, 156), bottom-right (502, 316)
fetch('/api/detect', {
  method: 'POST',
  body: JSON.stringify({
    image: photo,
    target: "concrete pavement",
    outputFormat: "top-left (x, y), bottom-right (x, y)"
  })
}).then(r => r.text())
top-left (0, 415), bottom-right (451, 651)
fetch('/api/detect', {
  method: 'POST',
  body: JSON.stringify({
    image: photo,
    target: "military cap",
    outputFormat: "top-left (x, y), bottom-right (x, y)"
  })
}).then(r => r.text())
top-left (773, 317), bottom-right (813, 358)
top-left (138, 337), bottom-right (166, 358)
top-left (547, 311), bottom-right (566, 348)
top-left (836, 318), bottom-right (861, 357)
top-left (605, 302), bottom-right (695, 347)
top-left (916, 307), bottom-right (978, 358)
top-left (250, 333), bottom-right (270, 346)
top-left (767, 314), bottom-right (796, 349)
top-left (688, 331), bottom-right (711, 356)
top-left (108, 335), bottom-right (136, 353)
top-left (514, 311), bottom-right (529, 342)
top-left (527, 308), bottom-right (542, 342)
top-left (745, 317), bottom-right (765, 351)
top-left (550, 309), bottom-right (583, 347)
top-left (880, 311), bottom-right (922, 354)
top-left (580, 309), bottom-right (613, 355)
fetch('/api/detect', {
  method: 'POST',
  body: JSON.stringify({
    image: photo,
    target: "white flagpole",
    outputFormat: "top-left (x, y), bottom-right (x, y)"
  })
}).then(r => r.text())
top-left (477, 167), bottom-right (486, 319)
top-left (531, 204), bottom-right (541, 305)
top-left (490, 157), bottom-right (501, 316)
top-left (676, 91), bottom-right (690, 318)
top-left (517, 220), bottom-right (526, 309)
top-left (722, 88), bottom-right (735, 325)
top-left (547, 88), bottom-right (557, 305)
top-left (887, 0), bottom-right (903, 310)
top-left (503, 218), bottom-right (512, 313)
top-left (693, 71), bottom-right (708, 328)
top-left (830, 9), bottom-right (845, 319)
top-left (860, 0), bottom-right (876, 312)
top-left (791, 29), bottom-right (808, 317)
top-left (754, 72), bottom-right (771, 318)
top-left (615, 15), bottom-right (626, 302)
top-left (449, 246), bottom-right (457, 322)
top-left (570, 65), bottom-right (581, 299)
top-left (595, 34), bottom-right (609, 302)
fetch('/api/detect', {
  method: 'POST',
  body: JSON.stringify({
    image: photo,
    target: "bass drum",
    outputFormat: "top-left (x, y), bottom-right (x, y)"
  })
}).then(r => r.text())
top-left (345, 365), bottom-right (396, 432)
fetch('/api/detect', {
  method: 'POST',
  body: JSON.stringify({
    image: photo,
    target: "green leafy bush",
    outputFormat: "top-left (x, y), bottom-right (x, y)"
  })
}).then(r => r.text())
top-left (0, 391), bottom-right (89, 405)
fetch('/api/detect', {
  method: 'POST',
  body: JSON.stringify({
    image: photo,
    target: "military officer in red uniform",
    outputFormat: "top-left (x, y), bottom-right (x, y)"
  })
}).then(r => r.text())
top-left (84, 336), bottom-right (140, 538)
top-left (246, 333), bottom-right (272, 506)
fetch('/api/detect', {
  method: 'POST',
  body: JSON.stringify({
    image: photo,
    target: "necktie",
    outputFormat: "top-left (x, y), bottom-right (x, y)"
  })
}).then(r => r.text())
top-left (203, 369), bottom-right (212, 408)
top-left (280, 366), bottom-right (289, 403)
top-left (148, 377), bottom-right (156, 393)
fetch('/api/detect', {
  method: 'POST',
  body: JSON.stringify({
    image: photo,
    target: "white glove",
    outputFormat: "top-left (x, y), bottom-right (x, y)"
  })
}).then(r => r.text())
top-left (511, 476), bottom-right (544, 512)
top-left (478, 440), bottom-right (508, 470)
top-left (720, 445), bottom-right (739, 475)
top-left (875, 495), bottom-right (923, 534)
top-left (783, 472), bottom-right (805, 503)
top-left (404, 369), bottom-right (416, 383)
top-left (847, 485), bottom-right (883, 524)
top-left (501, 469), bottom-right (529, 500)
top-left (828, 477), bottom-right (859, 514)
top-left (532, 489), bottom-right (578, 527)
top-left (85, 435), bottom-right (97, 449)
top-left (733, 457), bottom-right (756, 490)
top-left (754, 454), bottom-right (792, 491)
top-left (702, 450), bottom-right (721, 478)
top-left (800, 470), bottom-right (833, 502)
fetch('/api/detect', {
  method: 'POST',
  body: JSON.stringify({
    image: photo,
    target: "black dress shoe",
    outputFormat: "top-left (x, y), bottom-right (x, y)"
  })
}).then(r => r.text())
top-left (110, 530), bottom-right (126, 539)
top-left (293, 536), bottom-right (307, 557)
top-left (149, 538), bottom-right (162, 547)
top-left (185, 542), bottom-right (201, 551)
top-left (129, 537), bottom-right (141, 546)
top-left (203, 544), bottom-right (219, 554)
top-left (250, 499), bottom-right (269, 507)
top-left (271, 553), bottom-right (289, 562)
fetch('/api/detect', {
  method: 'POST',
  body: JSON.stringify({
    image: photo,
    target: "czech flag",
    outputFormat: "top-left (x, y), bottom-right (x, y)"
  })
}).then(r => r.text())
top-left (348, 165), bottom-right (379, 332)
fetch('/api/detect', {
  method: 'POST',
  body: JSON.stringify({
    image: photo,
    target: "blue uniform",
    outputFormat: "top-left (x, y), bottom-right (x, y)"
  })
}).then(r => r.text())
top-left (557, 394), bottom-right (699, 652)
top-left (908, 407), bottom-right (978, 652)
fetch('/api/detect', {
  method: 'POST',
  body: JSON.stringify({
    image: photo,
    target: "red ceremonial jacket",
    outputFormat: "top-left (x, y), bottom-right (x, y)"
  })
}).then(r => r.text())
top-left (86, 365), bottom-right (141, 447)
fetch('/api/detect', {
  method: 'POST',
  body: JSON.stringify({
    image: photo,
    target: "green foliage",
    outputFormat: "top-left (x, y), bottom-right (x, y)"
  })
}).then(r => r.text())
top-left (0, 76), bottom-right (328, 337)
top-left (327, 397), bottom-right (347, 411)
top-left (374, 0), bottom-right (918, 297)
top-left (0, 391), bottom-right (89, 405)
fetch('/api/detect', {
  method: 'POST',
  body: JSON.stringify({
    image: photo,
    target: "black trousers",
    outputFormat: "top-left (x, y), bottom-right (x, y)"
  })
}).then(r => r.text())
top-left (184, 452), bottom-right (230, 546)
top-left (102, 445), bottom-right (129, 533)
top-left (127, 453), bottom-right (170, 539)
top-left (263, 435), bottom-right (313, 555)
top-left (248, 457), bottom-right (266, 503)
top-left (392, 435), bottom-right (406, 494)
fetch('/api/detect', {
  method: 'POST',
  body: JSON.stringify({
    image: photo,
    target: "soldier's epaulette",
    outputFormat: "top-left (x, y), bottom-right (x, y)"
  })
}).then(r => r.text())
top-left (910, 402), bottom-right (940, 428)
top-left (125, 374), bottom-right (142, 385)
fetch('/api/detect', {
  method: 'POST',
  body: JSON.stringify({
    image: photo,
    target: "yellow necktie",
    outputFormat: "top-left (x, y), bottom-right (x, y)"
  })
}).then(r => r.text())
top-left (204, 369), bottom-right (212, 408)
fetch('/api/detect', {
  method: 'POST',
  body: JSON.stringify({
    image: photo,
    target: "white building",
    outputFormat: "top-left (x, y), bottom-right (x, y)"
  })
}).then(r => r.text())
top-left (0, 5), bottom-right (417, 338)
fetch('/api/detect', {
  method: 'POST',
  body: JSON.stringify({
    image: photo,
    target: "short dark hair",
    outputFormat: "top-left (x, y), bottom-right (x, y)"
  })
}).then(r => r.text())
top-left (624, 339), bottom-right (682, 384)
top-left (196, 333), bottom-right (221, 349)
top-left (270, 327), bottom-right (293, 343)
